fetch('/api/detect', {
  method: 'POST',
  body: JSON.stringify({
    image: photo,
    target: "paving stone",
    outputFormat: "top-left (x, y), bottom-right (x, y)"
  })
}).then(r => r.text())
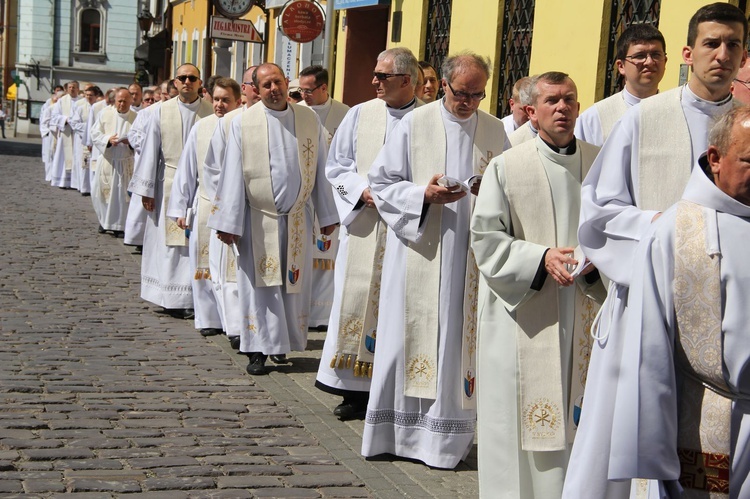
top-left (222, 465), bottom-right (292, 476)
top-left (0, 480), bottom-right (23, 493)
top-left (128, 456), bottom-right (200, 469)
top-left (141, 477), bottom-right (216, 491)
top-left (67, 479), bottom-right (142, 493)
top-left (215, 475), bottom-right (284, 488)
top-left (252, 488), bottom-right (321, 498)
top-left (319, 487), bottom-right (372, 498)
top-left (22, 479), bottom-right (67, 493)
top-left (284, 473), bottom-right (361, 488)
top-left (21, 448), bottom-right (96, 461)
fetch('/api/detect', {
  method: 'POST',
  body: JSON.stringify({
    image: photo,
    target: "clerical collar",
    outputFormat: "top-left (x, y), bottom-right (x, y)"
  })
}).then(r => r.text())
top-left (541, 136), bottom-right (577, 155)
top-left (683, 84), bottom-right (733, 106)
top-left (388, 98), bottom-right (416, 110)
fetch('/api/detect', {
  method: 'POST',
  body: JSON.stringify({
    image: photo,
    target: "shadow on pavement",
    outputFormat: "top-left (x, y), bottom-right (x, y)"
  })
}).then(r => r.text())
top-left (0, 139), bottom-right (42, 157)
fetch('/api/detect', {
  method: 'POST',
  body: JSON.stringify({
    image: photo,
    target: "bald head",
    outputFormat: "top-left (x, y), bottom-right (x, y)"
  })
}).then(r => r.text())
top-left (733, 60), bottom-right (750, 104)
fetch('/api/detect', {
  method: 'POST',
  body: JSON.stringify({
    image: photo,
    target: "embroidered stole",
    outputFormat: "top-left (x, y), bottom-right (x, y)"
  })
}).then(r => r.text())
top-left (219, 109), bottom-right (242, 283)
top-left (674, 200), bottom-right (731, 497)
top-left (595, 91), bottom-right (628, 142)
top-left (161, 98), bottom-right (213, 246)
top-left (193, 114), bottom-right (220, 280)
top-left (638, 88), bottom-right (693, 211)
top-left (240, 103), bottom-right (318, 294)
top-left (332, 99), bottom-right (389, 377)
top-left (60, 95), bottom-right (74, 172)
top-left (503, 139), bottom-right (599, 451)
top-left (403, 104), bottom-right (500, 406)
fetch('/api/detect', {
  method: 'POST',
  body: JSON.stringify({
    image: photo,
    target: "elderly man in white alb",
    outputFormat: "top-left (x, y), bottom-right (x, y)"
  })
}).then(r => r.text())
top-left (315, 48), bottom-right (420, 421)
top-left (90, 88), bottom-right (137, 235)
top-left (575, 24), bottom-right (667, 146)
top-left (168, 78), bottom-right (242, 338)
top-left (363, 52), bottom-right (508, 469)
top-left (208, 63), bottom-right (338, 376)
top-left (565, 4), bottom-right (748, 499)
top-left (129, 63), bottom-right (213, 318)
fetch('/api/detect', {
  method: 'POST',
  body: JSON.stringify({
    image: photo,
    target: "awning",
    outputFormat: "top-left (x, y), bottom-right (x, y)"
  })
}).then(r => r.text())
top-left (5, 83), bottom-right (16, 100)
top-left (134, 29), bottom-right (169, 69)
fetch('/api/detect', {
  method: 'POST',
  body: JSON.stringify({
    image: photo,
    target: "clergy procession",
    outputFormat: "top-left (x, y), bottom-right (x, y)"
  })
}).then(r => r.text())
top-left (31, 2), bottom-right (750, 497)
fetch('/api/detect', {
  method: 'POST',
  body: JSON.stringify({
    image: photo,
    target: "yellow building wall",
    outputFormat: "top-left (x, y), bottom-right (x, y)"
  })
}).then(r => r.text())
top-left (332, 11), bottom-right (347, 103)
top-left (387, 0), bottom-right (429, 58)
top-left (170, 0), bottom-right (209, 77)
top-left (447, 0), bottom-right (503, 113)
top-left (529, 0), bottom-right (608, 109)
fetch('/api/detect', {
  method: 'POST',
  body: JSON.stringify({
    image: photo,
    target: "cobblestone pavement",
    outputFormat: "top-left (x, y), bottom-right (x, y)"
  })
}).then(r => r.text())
top-left (0, 145), bottom-right (478, 498)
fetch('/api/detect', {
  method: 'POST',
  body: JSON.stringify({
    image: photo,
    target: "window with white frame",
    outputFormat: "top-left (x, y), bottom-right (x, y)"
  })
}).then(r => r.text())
top-left (74, 1), bottom-right (106, 55)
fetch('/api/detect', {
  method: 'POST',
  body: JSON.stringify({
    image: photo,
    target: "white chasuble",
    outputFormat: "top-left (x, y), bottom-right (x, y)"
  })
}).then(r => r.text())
top-left (574, 88), bottom-right (641, 146)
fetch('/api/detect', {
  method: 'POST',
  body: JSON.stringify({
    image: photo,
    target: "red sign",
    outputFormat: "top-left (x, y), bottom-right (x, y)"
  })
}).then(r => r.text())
top-left (279, 0), bottom-right (325, 44)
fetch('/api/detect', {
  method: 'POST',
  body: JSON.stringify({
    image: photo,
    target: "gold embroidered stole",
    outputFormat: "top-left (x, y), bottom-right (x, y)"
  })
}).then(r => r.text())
top-left (674, 200), bottom-right (731, 496)
top-left (60, 95), bottom-right (74, 171)
top-left (192, 114), bottom-right (219, 280)
top-left (403, 104), bottom-right (500, 403)
top-left (638, 88), bottom-right (692, 211)
top-left (240, 103), bottom-right (318, 294)
top-left (161, 98), bottom-right (213, 246)
top-left (595, 91), bottom-right (628, 142)
top-left (332, 99), bottom-right (389, 376)
top-left (503, 139), bottom-right (599, 451)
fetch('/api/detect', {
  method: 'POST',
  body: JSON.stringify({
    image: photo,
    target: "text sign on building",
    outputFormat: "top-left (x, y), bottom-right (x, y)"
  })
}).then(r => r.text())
top-left (334, 0), bottom-right (390, 10)
top-left (279, 1), bottom-right (325, 44)
top-left (210, 16), bottom-right (264, 43)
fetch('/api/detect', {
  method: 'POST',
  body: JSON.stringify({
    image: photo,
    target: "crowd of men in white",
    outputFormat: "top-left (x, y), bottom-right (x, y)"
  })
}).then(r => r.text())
top-left (35, 2), bottom-right (750, 497)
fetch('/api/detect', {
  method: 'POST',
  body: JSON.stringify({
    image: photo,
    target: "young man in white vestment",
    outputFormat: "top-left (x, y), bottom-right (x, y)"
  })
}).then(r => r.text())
top-left (69, 85), bottom-right (100, 196)
top-left (565, 4), bottom-right (748, 498)
top-left (167, 78), bottom-right (242, 338)
top-left (207, 63), bottom-right (338, 376)
top-left (470, 72), bottom-right (603, 499)
top-left (90, 88), bottom-right (137, 235)
top-left (500, 76), bottom-right (532, 137)
top-left (575, 24), bottom-right (667, 146)
top-left (49, 81), bottom-right (83, 188)
top-left (298, 65), bottom-right (350, 333)
top-left (608, 105), bottom-right (750, 499)
top-left (128, 63), bottom-right (213, 318)
top-left (362, 52), bottom-right (509, 469)
top-left (417, 61), bottom-right (439, 104)
top-left (40, 86), bottom-right (65, 182)
top-left (87, 92), bottom-right (109, 226)
top-left (314, 48), bottom-right (420, 420)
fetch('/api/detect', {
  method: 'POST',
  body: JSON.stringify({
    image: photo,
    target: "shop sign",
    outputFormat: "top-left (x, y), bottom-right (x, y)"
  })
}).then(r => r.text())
top-left (279, 0), bottom-right (325, 43)
top-left (210, 15), bottom-right (264, 43)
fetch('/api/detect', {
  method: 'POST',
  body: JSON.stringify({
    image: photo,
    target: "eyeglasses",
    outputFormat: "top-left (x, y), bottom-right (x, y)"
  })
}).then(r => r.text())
top-left (143, 98), bottom-right (155, 103)
top-left (734, 78), bottom-right (750, 90)
top-left (289, 91), bottom-right (302, 100)
top-left (243, 81), bottom-right (255, 86)
top-left (447, 81), bottom-right (486, 101)
top-left (175, 74), bottom-right (199, 83)
top-left (299, 83), bottom-right (323, 95)
top-left (623, 51), bottom-right (665, 64)
top-left (373, 72), bottom-right (408, 81)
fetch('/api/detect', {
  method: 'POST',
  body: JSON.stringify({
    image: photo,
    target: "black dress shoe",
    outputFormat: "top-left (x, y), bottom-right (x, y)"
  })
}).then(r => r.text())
top-left (81, 192), bottom-right (91, 197)
top-left (98, 225), bottom-right (106, 234)
top-left (229, 336), bottom-right (241, 350)
top-left (246, 353), bottom-right (268, 375)
top-left (112, 231), bottom-right (124, 238)
top-left (333, 400), bottom-right (368, 420)
top-left (200, 328), bottom-right (222, 337)
top-left (134, 245), bottom-right (143, 254)
top-left (269, 354), bottom-right (288, 364)
top-left (166, 308), bottom-right (195, 320)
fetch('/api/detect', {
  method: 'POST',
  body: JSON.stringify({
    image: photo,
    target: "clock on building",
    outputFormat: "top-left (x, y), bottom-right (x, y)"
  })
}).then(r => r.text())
top-left (214, 0), bottom-right (254, 19)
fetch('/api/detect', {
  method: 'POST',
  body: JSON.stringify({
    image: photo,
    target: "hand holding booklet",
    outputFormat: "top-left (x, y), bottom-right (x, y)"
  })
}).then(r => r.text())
top-left (566, 246), bottom-right (592, 278)
top-left (437, 174), bottom-right (483, 193)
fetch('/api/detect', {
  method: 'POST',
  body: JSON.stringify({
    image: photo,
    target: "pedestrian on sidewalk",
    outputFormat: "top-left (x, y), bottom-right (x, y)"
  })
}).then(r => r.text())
top-left (0, 107), bottom-right (6, 138)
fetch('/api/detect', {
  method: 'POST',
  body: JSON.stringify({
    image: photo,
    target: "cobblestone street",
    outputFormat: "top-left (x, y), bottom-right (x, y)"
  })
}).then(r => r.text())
top-left (0, 142), bottom-right (478, 498)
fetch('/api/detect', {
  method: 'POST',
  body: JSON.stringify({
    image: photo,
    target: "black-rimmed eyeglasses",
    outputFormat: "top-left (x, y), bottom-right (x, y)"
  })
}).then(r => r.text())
top-left (447, 81), bottom-right (486, 101)
top-left (623, 52), bottom-right (665, 64)
top-left (300, 83), bottom-right (324, 95)
top-left (734, 78), bottom-right (750, 91)
top-left (373, 72), bottom-right (408, 81)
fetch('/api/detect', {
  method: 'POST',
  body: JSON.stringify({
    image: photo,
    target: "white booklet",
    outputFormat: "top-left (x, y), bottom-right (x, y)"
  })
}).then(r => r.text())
top-left (566, 246), bottom-right (592, 278)
top-left (437, 174), bottom-right (483, 193)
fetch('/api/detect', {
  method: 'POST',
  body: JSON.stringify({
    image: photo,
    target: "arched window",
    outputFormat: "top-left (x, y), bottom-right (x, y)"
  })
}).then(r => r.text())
top-left (80, 8), bottom-right (101, 53)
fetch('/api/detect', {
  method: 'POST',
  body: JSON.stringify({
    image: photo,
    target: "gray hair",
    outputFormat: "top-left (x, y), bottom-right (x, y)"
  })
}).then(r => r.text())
top-left (709, 105), bottom-right (750, 155)
top-left (441, 52), bottom-right (491, 84)
top-left (528, 71), bottom-right (575, 105)
top-left (514, 76), bottom-right (533, 106)
top-left (378, 47), bottom-right (419, 88)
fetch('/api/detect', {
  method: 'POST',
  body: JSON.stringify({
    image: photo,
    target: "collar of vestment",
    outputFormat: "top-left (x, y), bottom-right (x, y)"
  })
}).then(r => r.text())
top-left (622, 86), bottom-right (643, 107)
top-left (179, 96), bottom-right (203, 111)
top-left (388, 97), bottom-right (417, 111)
top-left (683, 84), bottom-right (734, 115)
top-left (441, 99), bottom-right (478, 125)
top-left (310, 98), bottom-right (331, 111)
top-left (688, 157), bottom-right (750, 217)
top-left (540, 135), bottom-right (577, 155)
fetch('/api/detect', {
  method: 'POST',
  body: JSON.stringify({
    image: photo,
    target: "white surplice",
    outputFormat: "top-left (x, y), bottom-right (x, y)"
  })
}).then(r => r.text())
top-left (123, 103), bottom-right (152, 246)
top-left (90, 108), bottom-right (136, 231)
top-left (128, 98), bottom-right (205, 309)
top-left (49, 95), bottom-right (82, 188)
top-left (70, 99), bottom-right (92, 193)
top-left (40, 99), bottom-right (54, 181)
top-left (574, 88), bottom-right (641, 146)
top-left (87, 100), bottom-right (109, 222)
top-left (207, 104), bottom-right (337, 355)
top-left (362, 102), bottom-right (508, 469)
top-left (609, 165), bottom-right (750, 498)
top-left (471, 136), bottom-right (597, 499)
top-left (167, 117), bottom-right (223, 330)
top-left (315, 99), bottom-right (415, 396)
top-left (564, 85), bottom-right (735, 499)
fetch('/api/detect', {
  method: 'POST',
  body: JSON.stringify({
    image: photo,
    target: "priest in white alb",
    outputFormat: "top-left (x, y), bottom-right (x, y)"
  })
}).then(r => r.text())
top-left (363, 53), bottom-right (509, 469)
top-left (69, 85), bottom-right (99, 195)
top-left (208, 63), bottom-right (338, 376)
top-left (565, 4), bottom-right (748, 498)
top-left (49, 81), bottom-right (82, 188)
top-left (471, 72), bottom-right (603, 498)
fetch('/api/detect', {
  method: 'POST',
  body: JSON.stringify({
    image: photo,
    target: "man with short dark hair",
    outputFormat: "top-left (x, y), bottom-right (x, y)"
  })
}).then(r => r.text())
top-left (208, 63), bottom-right (338, 375)
top-left (129, 63), bottom-right (214, 317)
top-left (129, 82), bottom-right (144, 111)
top-left (418, 60), bottom-right (439, 103)
top-left (567, 3), bottom-right (748, 498)
top-left (576, 24), bottom-right (667, 145)
top-left (362, 52), bottom-right (509, 468)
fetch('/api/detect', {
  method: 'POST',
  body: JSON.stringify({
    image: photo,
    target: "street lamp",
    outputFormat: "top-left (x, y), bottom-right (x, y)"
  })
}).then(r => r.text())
top-left (137, 9), bottom-right (154, 41)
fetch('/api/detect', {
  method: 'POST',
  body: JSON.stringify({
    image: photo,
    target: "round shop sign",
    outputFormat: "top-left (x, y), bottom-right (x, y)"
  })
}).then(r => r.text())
top-left (279, 0), bottom-right (325, 44)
